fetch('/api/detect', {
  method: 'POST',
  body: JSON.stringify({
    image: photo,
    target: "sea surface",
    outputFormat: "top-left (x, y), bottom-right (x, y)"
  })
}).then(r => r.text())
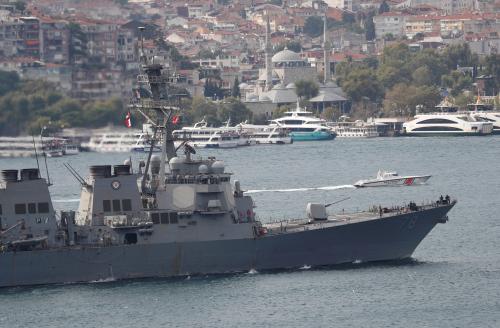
top-left (1, 136), bottom-right (499, 328)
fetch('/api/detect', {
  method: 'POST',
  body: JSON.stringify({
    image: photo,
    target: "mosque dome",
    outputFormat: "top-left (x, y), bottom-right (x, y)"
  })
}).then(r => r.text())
top-left (272, 48), bottom-right (302, 63)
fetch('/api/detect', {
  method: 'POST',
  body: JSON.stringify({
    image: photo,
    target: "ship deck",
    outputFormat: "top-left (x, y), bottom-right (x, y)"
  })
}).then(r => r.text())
top-left (263, 201), bottom-right (454, 235)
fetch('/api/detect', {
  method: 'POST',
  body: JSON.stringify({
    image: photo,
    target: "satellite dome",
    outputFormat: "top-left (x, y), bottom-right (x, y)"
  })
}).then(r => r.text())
top-left (123, 159), bottom-right (131, 166)
top-left (169, 157), bottom-right (184, 170)
top-left (211, 160), bottom-right (225, 174)
top-left (151, 155), bottom-right (161, 163)
top-left (199, 164), bottom-right (209, 174)
top-left (272, 48), bottom-right (302, 63)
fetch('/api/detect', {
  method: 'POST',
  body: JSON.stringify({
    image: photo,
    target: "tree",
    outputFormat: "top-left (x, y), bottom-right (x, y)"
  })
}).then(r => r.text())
top-left (0, 71), bottom-right (20, 97)
top-left (275, 41), bottom-right (302, 53)
top-left (231, 77), bottom-right (241, 98)
top-left (383, 83), bottom-right (440, 116)
top-left (441, 71), bottom-right (473, 96)
top-left (442, 43), bottom-right (478, 70)
top-left (304, 16), bottom-right (324, 38)
top-left (295, 80), bottom-right (319, 100)
top-left (378, 0), bottom-right (390, 14)
top-left (218, 98), bottom-right (252, 123)
top-left (342, 67), bottom-right (384, 102)
top-left (365, 14), bottom-right (375, 41)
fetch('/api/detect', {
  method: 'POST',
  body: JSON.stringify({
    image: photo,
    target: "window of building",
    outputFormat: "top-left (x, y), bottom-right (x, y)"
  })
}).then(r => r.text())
top-left (38, 202), bottom-right (49, 213)
top-left (161, 213), bottom-right (169, 224)
top-left (122, 199), bottom-right (132, 211)
top-left (103, 200), bottom-right (111, 212)
top-left (170, 212), bottom-right (178, 224)
top-left (15, 203), bottom-right (26, 214)
top-left (151, 212), bottom-right (160, 224)
top-left (113, 199), bottom-right (121, 212)
top-left (28, 203), bottom-right (37, 214)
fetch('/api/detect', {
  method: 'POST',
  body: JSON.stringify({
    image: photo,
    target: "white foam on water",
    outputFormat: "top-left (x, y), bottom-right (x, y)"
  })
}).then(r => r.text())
top-left (246, 184), bottom-right (355, 194)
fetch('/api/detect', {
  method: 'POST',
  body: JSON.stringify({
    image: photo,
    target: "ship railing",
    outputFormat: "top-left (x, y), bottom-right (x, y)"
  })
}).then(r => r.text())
top-left (165, 174), bottom-right (230, 185)
top-left (136, 74), bottom-right (168, 84)
top-left (130, 99), bottom-right (178, 110)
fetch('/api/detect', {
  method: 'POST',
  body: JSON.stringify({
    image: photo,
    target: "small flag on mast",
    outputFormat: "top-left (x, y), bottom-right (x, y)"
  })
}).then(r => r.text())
top-left (172, 115), bottom-right (180, 125)
top-left (124, 112), bottom-right (132, 128)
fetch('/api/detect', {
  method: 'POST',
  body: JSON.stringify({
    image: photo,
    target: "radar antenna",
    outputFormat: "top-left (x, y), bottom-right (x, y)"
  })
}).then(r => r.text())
top-left (130, 27), bottom-right (182, 192)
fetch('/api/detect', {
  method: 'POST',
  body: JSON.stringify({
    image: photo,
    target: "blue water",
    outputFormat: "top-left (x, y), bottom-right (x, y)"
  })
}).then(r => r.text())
top-left (1, 136), bottom-right (500, 327)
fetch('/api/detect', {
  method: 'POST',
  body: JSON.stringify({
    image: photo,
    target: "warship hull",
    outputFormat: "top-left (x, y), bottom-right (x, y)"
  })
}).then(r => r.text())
top-left (0, 204), bottom-right (452, 288)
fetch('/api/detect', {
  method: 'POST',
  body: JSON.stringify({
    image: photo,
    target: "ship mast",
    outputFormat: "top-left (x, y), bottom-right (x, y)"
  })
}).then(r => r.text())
top-left (131, 27), bottom-right (179, 192)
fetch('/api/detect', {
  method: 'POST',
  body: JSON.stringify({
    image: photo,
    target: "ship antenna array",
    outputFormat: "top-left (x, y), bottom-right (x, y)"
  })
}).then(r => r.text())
top-left (63, 163), bottom-right (87, 187)
top-left (131, 27), bottom-right (181, 192)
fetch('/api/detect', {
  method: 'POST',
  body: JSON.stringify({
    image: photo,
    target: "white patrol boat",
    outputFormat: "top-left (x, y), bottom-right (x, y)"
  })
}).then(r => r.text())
top-left (354, 170), bottom-right (432, 187)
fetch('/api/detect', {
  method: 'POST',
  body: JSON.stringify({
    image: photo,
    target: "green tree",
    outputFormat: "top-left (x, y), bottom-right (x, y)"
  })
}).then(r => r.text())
top-left (383, 83), bottom-right (440, 116)
top-left (304, 16), bottom-right (324, 38)
top-left (0, 71), bottom-right (20, 96)
top-left (218, 98), bottom-right (251, 124)
top-left (365, 14), bottom-right (375, 41)
top-left (441, 71), bottom-right (473, 96)
top-left (378, 0), bottom-right (390, 14)
top-left (442, 43), bottom-right (478, 70)
top-left (231, 77), bottom-right (241, 98)
top-left (342, 67), bottom-right (383, 101)
top-left (295, 80), bottom-right (319, 100)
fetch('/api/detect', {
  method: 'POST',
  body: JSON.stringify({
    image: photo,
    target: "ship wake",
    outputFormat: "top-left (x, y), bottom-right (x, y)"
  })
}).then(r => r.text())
top-left (246, 184), bottom-right (355, 194)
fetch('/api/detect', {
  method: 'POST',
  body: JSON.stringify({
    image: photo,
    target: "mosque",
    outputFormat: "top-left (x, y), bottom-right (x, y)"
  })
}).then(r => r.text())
top-left (242, 16), bottom-right (348, 118)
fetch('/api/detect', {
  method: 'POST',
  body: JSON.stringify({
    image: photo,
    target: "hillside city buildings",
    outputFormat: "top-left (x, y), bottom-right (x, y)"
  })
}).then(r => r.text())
top-left (0, 0), bottom-right (498, 115)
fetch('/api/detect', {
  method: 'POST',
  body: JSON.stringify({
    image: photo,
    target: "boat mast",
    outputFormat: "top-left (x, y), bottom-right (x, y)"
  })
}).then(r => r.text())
top-left (132, 27), bottom-right (179, 192)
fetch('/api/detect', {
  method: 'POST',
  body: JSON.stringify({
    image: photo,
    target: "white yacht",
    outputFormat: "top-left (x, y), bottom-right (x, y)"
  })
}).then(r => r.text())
top-left (81, 129), bottom-right (155, 153)
top-left (328, 117), bottom-right (379, 138)
top-left (270, 103), bottom-right (334, 141)
top-left (0, 136), bottom-right (77, 158)
top-left (172, 119), bottom-right (239, 149)
top-left (0, 136), bottom-right (45, 158)
top-left (236, 123), bottom-right (293, 144)
top-left (354, 170), bottom-right (431, 187)
top-left (466, 97), bottom-right (500, 134)
top-left (403, 99), bottom-right (493, 136)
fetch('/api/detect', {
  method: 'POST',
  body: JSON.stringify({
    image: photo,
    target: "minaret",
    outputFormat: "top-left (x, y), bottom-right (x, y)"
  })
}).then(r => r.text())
top-left (264, 15), bottom-right (273, 91)
top-left (323, 13), bottom-right (331, 84)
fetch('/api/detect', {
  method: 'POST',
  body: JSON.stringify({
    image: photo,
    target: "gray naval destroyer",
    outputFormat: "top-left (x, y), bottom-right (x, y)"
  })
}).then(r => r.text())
top-left (0, 48), bottom-right (456, 288)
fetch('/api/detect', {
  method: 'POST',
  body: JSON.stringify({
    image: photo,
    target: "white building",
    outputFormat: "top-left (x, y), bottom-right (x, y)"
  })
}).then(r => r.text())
top-left (373, 12), bottom-right (407, 39)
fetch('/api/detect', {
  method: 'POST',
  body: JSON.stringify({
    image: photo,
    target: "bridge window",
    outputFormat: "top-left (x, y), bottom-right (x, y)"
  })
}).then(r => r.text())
top-left (15, 203), bottom-right (26, 214)
top-left (28, 203), bottom-right (37, 214)
top-left (170, 212), bottom-right (178, 224)
top-left (103, 200), bottom-right (111, 212)
top-left (160, 213), bottom-right (169, 224)
top-left (151, 213), bottom-right (160, 224)
top-left (38, 202), bottom-right (49, 213)
top-left (112, 199), bottom-right (121, 212)
top-left (122, 199), bottom-right (132, 211)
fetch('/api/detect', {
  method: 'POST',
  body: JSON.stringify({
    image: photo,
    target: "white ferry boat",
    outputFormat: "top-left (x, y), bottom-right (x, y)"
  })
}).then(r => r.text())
top-left (81, 129), bottom-right (155, 153)
top-left (354, 170), bottom-right (431, 187)
top-left (270, 103), bottom-right (334, 141)
top-left (0, 136), bottom-right (72, 158)
top-left (466, 97), bottom-right (500, 134)
top-left (172, 119), bottom-right (239, 149)
top-left (403, 99), bottom-right (493, 136)
top-left (236, 123), bottom-right (292, 144)
top-left (328, 117), bottom-right (379, 138)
